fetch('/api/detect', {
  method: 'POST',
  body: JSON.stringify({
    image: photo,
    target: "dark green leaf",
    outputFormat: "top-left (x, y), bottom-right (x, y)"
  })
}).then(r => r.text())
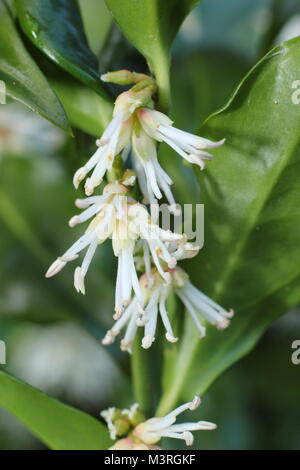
top-left (159, 50), bottom-right (249, 206)
top-left (105, 0), bottom-right (201, 109)
top-left (157, 37), bottom-right (300, 414)
top-left (0, 1), bottom-right (70, 131)
top-left (15, 0), bottom-right (110, 99)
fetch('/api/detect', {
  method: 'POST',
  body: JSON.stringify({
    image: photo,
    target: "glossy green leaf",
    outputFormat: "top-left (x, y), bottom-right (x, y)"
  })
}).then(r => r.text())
top-left (159, 50), bottom-right (249, 206)
top-left (50, 76), bottom-right (113, 137)
top-left (157, 37), bottom-right (300, 414)
top-left (105, 0), bottom-right (201, 110)
top-left (0, 371), bottom-right (112, 449)
top-left (15, 0), bottom-right (110, 99)
top-left (0, 2), bottom-right (69, 131)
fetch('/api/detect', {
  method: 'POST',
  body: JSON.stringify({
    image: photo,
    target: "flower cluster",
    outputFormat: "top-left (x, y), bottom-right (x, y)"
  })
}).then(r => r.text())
top-left (101, 397), bottom-right (216, 449)
top-left (46, 69), bottom-right (231, 448)
top-left (46, 181), bottom-right (185, 318)
top-left (46, 69), bottom-right (231, 347)
top-left (73, 70), bottom-right (224, 205)
top-left (103, 266), bottom-right (233, 352)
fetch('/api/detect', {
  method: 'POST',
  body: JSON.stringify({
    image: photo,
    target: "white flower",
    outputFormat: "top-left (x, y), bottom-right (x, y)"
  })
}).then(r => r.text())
top-left (133, 396), bottom-right (216, 446)
top-left (73, 94), bottom-right (134, 196)
top-left (131, 121), bottom-right (175, 206)
top-left (137, 108), bottom-right (225, 170)
top-left (173, 268), bottom-right (234, 336)
top-left (102, 271), bottom-right (178, 352)
top-left (46, 183), bottom-right (184, 318)
top-left (73, 85), bottom-right (154, 197)
top-left (109, 438), bottom-right (160, 450)
top-left (102, 266), bottom-right (233, 352)
top-left (73, 71), bottom-right (224, 205)
top-left (0, 103), bottom-right (64, 156)
top-left (101, 397), bottom-right (216, 449)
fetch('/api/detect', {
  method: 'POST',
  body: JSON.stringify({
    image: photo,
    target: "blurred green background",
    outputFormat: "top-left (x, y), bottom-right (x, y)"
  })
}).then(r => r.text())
top-left (0, 0), bottom-right (300, 450)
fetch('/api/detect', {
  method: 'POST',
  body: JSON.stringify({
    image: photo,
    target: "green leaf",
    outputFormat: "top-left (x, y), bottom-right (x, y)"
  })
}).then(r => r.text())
top-left (78, 0), bottom-right (112, 55)
top-left (0, 1), bottom-right (69, 131)
top-left (159, 50), bottom-right (249, 206)
top-left (157, 37), bottom-right (300, 414)
top-left (0, 371), bottom-right (112, 449)
top-left (105, 0), bottom-right (201, 110)
top-left (15, 0), bottom-right (110, 99)
top-left (50, 76), bottom-right (113, 137)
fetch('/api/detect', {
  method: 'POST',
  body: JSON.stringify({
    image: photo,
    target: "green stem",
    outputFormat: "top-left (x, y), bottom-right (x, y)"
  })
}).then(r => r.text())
top-left (155, 319), bottom-right (199, 416)
top-left (149, 54), bottom-right (171, 113)
top-left (131, 329), bottom-right (162, 417)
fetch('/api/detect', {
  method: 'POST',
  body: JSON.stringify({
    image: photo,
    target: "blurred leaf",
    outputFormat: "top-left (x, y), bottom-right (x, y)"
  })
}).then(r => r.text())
top-left (0, 155), bottom-right (117, 335)
top-left (105, 0), bottom-right (201, 110)
top-left (261, 0), bottom-right (300, 53)
top-left (0, 1), bottom-right (70, 132)
top-left (157, 37), bottom-right (300, 414)
top-left (0, 190), bottom-right (49, 264)
top-left (78, 0), bottom-right (112, 55)
top-left (50, 76), bottom-right (113, 137)
top-left (0, 371), bottom-right (112, 449)
top-left (15, 0), bottom-right (110, 99)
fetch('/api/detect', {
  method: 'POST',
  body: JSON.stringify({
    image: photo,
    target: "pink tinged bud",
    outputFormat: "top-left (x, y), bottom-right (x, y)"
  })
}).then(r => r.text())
top-left (109, 437), bottom-right (134, 450)
top-left (101, 70), bottom-right (150, 86)
top-left (137, 108), bottom-right (173, 129)
top-left (109, 437), bottom-right (160, 450)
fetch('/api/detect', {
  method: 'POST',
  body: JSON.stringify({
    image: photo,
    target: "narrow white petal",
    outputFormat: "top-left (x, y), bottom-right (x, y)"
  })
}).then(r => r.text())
top-left (159, 287), bottom-right (178, 343)
top-left (177, 291), bottom-right (206, 338)
top-left (45, 259), bottom-right (67, 278)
